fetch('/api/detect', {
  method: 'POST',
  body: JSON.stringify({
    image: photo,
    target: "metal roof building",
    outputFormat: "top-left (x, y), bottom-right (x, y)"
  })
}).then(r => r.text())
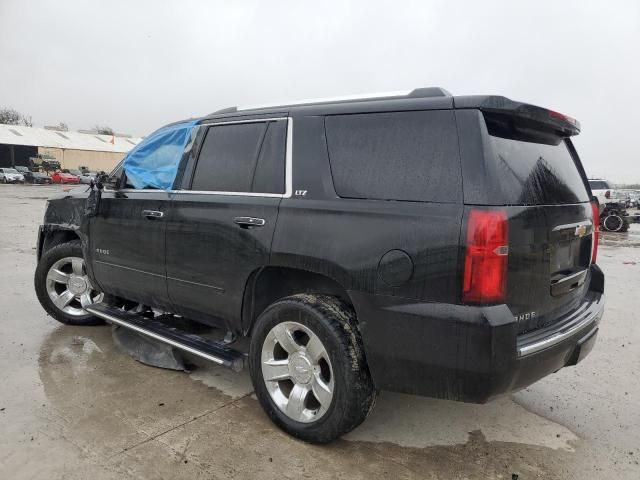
top-left (0, 124), bottom-right (143, 172)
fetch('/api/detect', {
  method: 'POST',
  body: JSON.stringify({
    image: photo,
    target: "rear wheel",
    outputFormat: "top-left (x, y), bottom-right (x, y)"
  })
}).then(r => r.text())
top-left (35, 240), bottom-right (104, 325)
top-left (249, 294), bottom-right (376, 443)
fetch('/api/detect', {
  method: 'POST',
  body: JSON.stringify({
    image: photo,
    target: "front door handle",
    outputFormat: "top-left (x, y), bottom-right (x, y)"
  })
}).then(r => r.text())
top-left (233, 216), bottom-right (265, 228)
top-left (142, 210), bottom-right (164, 219)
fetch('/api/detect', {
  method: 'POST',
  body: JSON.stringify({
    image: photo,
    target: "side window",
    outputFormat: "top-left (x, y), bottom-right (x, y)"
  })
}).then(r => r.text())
top-left (191, 120), bottom-right (286, 194)
top-left (252, 120), bottom-right (287, 194)
top-left (325, 110), bottom-right (462, 203)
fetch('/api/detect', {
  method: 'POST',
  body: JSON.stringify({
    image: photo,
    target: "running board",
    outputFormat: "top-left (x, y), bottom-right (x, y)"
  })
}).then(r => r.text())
top-left (85, 303), bottom-right (245, 371)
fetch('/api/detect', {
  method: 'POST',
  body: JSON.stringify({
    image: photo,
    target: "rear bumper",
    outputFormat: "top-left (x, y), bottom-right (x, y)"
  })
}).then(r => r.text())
top-left (352, 266), bottom-right (604, 403)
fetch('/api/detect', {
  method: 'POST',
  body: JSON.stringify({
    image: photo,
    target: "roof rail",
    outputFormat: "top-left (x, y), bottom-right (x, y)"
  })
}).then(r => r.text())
top-left (408, 87), bottom-right (452, 98)
top-left (206, 87), bottom-right (451, 116)
top-left (212, 106), bottom-right (238, 114)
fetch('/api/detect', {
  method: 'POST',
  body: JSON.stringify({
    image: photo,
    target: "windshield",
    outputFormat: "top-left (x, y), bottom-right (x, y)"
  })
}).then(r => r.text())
top-left (3, 168), bottom-right (19, 174)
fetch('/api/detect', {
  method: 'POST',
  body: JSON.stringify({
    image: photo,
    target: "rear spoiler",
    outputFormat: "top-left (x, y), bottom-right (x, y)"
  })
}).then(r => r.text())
top-left (454, 95), bottom-right (580, 137)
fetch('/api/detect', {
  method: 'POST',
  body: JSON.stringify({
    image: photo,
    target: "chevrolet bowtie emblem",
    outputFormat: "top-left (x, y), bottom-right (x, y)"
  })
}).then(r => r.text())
top-left (575, 225), bottom-right (587, 237)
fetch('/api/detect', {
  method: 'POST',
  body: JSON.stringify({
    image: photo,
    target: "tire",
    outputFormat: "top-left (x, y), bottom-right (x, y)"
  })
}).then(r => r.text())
top-left (602, 213), bottom-right (625, 232)
top-left (34, 240), bottom-right (105, 325)
top-left (249, 294), bottom-right (376, 443)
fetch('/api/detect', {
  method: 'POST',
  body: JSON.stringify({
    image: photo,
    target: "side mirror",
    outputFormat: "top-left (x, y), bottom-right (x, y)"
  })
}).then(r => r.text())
top-left (85, 171), bottom-right (113, 218)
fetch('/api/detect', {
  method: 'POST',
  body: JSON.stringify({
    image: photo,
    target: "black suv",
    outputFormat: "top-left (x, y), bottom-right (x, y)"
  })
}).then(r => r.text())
top-left (34, 88), bottom-right (605, 443)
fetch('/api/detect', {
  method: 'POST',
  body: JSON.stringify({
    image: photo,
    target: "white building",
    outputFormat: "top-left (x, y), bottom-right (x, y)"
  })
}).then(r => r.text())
top-left (0, 124), bottom-right (142, 171)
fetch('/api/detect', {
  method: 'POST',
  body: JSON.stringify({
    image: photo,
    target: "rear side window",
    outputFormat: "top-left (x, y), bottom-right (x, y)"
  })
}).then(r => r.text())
top-left (484, 115), bottom-right (590, 205)
top-left (325, 111), bottom-right (462, 203)
top-left (251, 120), bottom-right (287, 194)
top-left (191, 120), bottom-right (286, 194)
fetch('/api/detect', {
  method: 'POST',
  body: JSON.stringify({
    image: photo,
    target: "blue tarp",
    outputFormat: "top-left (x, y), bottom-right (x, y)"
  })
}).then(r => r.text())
top-left (123, 119), bottom-right (199, 190)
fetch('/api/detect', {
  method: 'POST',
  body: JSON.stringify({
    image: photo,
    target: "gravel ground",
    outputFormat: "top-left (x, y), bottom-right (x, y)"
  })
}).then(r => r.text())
top-left (0, 183), bottom-right (638, 479)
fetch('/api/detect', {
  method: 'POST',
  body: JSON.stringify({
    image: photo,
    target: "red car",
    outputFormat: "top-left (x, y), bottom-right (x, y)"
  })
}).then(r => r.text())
top-left (51, 171), bottom-right (80, 184)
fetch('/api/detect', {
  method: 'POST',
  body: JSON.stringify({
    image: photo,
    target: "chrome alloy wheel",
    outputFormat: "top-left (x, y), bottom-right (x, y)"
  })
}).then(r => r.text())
top-left (261, 321), bottom-right (334, 423)
top-left (45, 256), bottom-right (103, 317)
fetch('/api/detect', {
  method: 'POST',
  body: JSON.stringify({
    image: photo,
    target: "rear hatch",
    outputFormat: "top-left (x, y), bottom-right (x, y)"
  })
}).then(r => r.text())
top-left (464, 102), bottom-right (596, 334)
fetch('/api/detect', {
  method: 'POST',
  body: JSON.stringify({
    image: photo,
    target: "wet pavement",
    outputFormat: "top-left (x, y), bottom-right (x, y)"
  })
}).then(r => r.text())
top-left (0, 184), bottom-right (638, 479)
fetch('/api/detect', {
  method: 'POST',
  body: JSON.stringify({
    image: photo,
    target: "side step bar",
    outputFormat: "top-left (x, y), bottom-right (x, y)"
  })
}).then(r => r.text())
top-left (85, 303), bottom-right (245, 372)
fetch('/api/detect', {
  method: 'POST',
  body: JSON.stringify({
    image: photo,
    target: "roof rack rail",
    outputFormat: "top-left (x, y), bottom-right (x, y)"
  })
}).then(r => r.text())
top-left (212, 106), bottom-right (238, 114)
top-left (408, 87), bottom-right (452, 98)
top-left (206, 87), bottom-right (451, 116)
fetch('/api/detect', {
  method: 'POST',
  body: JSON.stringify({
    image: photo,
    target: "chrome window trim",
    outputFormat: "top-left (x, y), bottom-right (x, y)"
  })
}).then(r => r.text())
top-left (200, 117), bottom-right (288, 126)
top-left (111, 117), bottom-right (293, 198)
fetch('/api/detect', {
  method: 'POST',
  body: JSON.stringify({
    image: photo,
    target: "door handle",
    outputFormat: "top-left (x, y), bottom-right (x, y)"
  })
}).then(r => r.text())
top-left (142, 210), bottom-right (164, 219)
top-left (233, 216), bottom-right (265, 228)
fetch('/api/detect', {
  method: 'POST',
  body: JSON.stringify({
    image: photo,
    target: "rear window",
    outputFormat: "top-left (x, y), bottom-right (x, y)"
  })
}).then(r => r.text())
top-left (588, 180), bottom-right (609, 190)
top-left (484, 116), bottom-right (590, 205)
top-left (325, 110), bottom-right (462, 203)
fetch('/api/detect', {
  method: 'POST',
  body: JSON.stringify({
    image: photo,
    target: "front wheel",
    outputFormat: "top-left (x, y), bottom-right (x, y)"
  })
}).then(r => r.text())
top-left (249, 294), bottom-right (376, 443)
top-left (34, 240), bottom-right (104, 325)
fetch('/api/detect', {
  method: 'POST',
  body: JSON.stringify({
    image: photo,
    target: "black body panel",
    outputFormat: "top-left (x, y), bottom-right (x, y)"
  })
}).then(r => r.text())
top-left (89, 190), bottom-right (172, 310)
top-left (354, 266), bottom-right (603, 401)
top-left (165, 193), bottom-right (279, 329)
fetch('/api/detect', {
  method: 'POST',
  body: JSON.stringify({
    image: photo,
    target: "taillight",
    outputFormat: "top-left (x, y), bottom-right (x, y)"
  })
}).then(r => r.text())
top-left (591, 201), bottom-right (600, 263)
top-left (605, 190), bottom-right (611, 199)
top-left (463, 209), bottom-right (509, 304)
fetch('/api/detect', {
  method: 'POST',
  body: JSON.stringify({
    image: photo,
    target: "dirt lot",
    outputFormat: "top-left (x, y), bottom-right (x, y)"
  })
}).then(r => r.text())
top-left (0, 184), bottom-right (638, 479)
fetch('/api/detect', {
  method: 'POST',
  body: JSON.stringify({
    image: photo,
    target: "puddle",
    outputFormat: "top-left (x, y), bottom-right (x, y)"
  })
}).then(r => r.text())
top-left (600, 223), bottom-right (640, 249)
top-left (49, 335), bottom-right (103, 373)
top-left (188, 363), bottom-right (253, 400)
top-left (345, 392), bottom-right (578, 451)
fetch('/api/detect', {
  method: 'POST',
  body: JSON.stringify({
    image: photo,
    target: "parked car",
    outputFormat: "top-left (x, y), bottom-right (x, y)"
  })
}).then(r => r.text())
top-left (0, 167), bottom-right (25, 184)
top-left (14, 166), bottom-right (30, 174)
top-left (23, 171), bottom-right (53, 185)
top-left (79, 172), bottom-right (96, 184)
top-left (34, 88), bottom-right (604, 443)
top-left (51, 171), bottom-right (80, 184)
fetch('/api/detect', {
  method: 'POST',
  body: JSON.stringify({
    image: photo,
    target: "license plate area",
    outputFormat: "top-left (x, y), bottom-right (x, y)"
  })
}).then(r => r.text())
top-left (549, 221), bottom-right (592, 297)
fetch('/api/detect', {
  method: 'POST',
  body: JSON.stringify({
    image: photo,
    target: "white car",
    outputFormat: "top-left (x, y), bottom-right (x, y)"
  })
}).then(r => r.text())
top-left (0, 167), bottom-right (25, 184)
top-left (588, 179), bottom-right (617, 209)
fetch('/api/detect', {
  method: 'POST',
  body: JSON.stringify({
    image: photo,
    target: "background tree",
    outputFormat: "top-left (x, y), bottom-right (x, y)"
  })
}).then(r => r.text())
top-left (93, 125), bottom-right (114, 135)
top-left (57, 122), bottom-right (69, 131)
top-left (0, 108), bottom-right (23, 125)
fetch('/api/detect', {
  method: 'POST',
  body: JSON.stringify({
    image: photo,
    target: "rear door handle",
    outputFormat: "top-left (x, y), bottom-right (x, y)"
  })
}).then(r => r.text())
top-left (233, 216), bottom-right (265, 228)
top-left (142, 210), bottom-right (164, 219)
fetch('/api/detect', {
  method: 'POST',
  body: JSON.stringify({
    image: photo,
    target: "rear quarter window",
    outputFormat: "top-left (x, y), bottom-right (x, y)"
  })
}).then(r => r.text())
top-left (324, 110), bottom-right (462, 203)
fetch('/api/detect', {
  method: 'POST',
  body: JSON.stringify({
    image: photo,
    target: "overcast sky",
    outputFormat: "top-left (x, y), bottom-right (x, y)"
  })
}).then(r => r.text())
top-left (1, 0), bottom-right (638, 182)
